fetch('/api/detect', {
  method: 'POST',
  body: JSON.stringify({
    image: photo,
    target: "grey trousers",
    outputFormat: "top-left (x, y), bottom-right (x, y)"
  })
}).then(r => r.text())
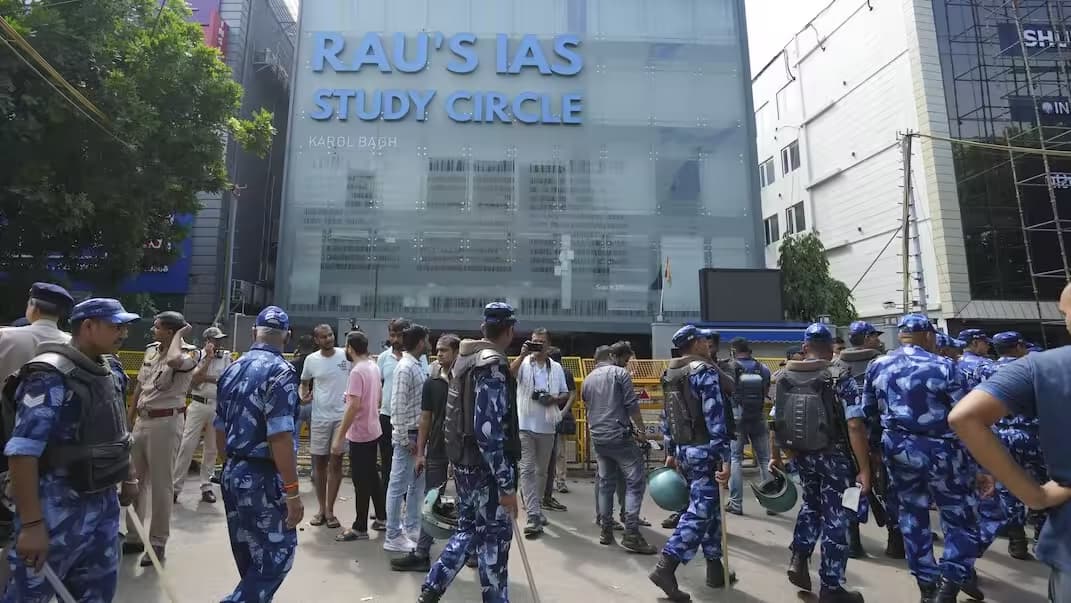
top-left (519, 431), bottom-right (556, 520)
top-left (416, 458), bottom-right (449, 557)
top-left (1053, 566), bottom-right (1070, 603)
top-left (593, 438), bottom-right (647, 532)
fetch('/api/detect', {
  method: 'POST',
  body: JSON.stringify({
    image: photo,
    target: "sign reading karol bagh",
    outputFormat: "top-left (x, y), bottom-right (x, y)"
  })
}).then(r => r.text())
top-left (308, 32), bottom-right (584, 125)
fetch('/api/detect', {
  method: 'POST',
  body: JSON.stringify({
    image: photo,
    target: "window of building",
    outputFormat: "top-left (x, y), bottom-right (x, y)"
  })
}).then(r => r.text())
top-left (785, 201), bottom-right (805, 234)
top-left (759, 158), bottom-right (775, 188)
top-left (781, 140), bottom-right (800, 175)
top-left (764, 214), bottom-right (780, 245)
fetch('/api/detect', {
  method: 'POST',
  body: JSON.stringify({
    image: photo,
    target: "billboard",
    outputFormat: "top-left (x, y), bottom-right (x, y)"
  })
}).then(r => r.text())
top-left (699, 268), bottom-right (783, 322)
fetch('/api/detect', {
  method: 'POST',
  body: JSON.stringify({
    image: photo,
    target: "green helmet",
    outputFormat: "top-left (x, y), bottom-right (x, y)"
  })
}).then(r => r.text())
top-left (750, 465), bottom-right (798, 514)
top-left (648, 467), bottom-right (689, 512)
top-left (422, 487), bottom-right (458, 540)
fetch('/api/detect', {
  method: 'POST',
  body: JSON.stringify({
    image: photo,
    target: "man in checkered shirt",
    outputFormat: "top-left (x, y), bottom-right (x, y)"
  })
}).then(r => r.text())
top-left (383, 323), bottom-right (431, 552)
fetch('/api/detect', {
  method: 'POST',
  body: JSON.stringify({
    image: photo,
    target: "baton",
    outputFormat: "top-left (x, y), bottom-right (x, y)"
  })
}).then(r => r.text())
top-left (125, 507), bottom-right (181, 603)
top-left (42, 563), bottom-right (76, 603)
top-left (511, 516), bottom-right (541, 603)
top-left (719, 486), bottom-right (731, 590)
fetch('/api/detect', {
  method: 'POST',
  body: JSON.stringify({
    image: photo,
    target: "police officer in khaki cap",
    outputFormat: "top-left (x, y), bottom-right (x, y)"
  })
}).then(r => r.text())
top-left (172, 326), bottom-right (231, 504)
top-left (0, 283), bottom-right (74, 380)
top-left (123, 311), bottom-right (200, 566)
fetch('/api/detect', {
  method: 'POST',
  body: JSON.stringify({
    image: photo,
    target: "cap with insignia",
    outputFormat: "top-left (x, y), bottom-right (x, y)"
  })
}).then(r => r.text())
top-left (29, 282), bottom-right (74, 311)
top-left (956, 328), bottom-right (989, 343)
top-left (203, 326), bottom-right (227, 340)
top-left (256, 306), bottom-right (290, 331)
top-left (804, 323), bottom-right (833, 341)
top-left (898, 314), bottom-right (935, 333)
top-left (483, 302), bottom-right (516, 326)
top-left (1026, 342), bottom-right (1043, 353)
top-left (992, 331), bottom-right (1023, 347)
top-left (671, 325), bottom-right (705, 348)
top-left (935, 332), bottom-right (952, 349)
top-left (849, 321), bottom-right (879, 337)
top-left (70, 298), bottom-right (140, 324)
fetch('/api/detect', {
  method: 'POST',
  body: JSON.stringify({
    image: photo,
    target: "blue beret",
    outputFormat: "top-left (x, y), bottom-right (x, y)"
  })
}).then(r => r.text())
top-left (29, 282), bottom-right (74, 309)
top-left (957, 329), bottom-right (989, 343)
top-left (992, 331), bottom-right (1023, 347)
top-left (482, 302), bottom-right (516, 326)
top-left (898, 314), bottom-right (934, 333)
top-left (70, 298), bottom-right (139, 324)
top-left (849, 321), bottom-right (879, 337)
top-left (804, 323), bottom-right (833, 341)
top-left (256, 306), bottom-right (290, 330)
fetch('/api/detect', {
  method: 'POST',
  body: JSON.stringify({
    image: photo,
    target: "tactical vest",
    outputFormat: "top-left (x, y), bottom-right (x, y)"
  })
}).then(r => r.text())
top-left (662, 356), bottom-right (713, 447)
top-left (443, 347), bottom-right (520, 467)
top-left (4, 343), bottom-right (131, 493)
top-left (772, 362), bottom-right (843, 453)
top-left (830, 348), bottom-right (880, 389)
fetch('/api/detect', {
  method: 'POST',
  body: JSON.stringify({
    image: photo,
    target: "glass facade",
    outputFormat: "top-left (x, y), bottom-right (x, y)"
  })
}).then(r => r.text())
top-left (933, 0), bottom-right (1071, 301)
top-left (277, 0), bottom-right (762, 332)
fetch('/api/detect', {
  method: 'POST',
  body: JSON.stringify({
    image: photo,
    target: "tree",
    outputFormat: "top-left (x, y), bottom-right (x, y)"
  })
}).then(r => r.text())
top-left (0, 0), bottom-right (274, 317)
top-left (778, 232), bottom-right (856, 326)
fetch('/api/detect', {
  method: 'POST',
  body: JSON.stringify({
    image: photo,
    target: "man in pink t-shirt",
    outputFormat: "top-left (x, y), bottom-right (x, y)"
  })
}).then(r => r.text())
top-left (332, 331), bottom-right (385, 540)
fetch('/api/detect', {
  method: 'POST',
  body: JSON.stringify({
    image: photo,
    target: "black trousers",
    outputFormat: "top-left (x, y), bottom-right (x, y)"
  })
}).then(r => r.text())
top-left (378, 413), bottom-right (393, 493)
top-left (349, 439), bottom-right (386, 532)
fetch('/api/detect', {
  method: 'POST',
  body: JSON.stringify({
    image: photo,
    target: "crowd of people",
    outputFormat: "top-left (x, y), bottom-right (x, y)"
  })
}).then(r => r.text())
top-left (0, 281), bottom-right (1067, 603)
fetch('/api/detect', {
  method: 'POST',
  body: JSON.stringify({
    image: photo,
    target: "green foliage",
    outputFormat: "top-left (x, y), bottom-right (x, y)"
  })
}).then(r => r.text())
top-left (0, 0), bottom-right (275, 316)
top-left (778, 232), bottom-right (857, 326)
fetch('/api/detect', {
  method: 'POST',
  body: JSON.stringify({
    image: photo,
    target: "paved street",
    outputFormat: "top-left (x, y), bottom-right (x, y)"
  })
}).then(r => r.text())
top-left (117, 467), bottom-right (1051, 603)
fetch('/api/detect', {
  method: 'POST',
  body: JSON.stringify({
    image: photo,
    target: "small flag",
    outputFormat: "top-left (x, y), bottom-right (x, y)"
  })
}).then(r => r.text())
top-left (664, 257), bottom-right (672, 287)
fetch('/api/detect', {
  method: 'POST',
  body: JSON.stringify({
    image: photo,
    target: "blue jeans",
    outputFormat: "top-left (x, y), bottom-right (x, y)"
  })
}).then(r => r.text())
top-left (593, 437), bottom-right (647, 532)
top-left (728, 420), bottom-right (771, 510)
top-left (385, 435), bottom-right (426, 540)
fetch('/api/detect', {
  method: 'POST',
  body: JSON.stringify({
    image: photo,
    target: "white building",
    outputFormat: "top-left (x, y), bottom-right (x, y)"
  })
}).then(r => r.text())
top-left (749, 0), bottom-right (1066, 342)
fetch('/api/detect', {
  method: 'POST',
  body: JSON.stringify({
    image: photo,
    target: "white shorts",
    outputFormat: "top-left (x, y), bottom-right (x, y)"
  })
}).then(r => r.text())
top-left (310, 420), bottom-right (343, 456)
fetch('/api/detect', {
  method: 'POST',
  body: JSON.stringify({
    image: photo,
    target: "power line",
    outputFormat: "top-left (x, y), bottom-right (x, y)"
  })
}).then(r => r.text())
top-left (911, 131), bottom-right (1071, 159)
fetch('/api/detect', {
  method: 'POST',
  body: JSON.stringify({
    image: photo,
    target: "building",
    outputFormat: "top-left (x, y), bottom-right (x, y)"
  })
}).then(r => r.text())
top-left (274, 0), bottom-right (765, 344)
top-left (750, 0), bottom-right (1071, 345)
top-left (180, 0), bottom-right (296, 325)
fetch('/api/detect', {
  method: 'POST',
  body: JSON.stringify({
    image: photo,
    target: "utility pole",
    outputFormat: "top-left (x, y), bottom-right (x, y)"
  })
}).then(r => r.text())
top-left (900, 132), bottom-right (914, 314)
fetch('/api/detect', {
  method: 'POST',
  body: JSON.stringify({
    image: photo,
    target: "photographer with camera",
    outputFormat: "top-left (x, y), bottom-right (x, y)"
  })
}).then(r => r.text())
top-left (510, 328), bottom-right (569, 538)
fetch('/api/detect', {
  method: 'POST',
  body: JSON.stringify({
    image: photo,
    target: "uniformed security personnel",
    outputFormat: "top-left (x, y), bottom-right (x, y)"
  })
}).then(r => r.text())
top-left (649, 325), bottom-right (734, 602)
top-left (172, 326), bottom-right (232, 504)
top-left (419, 302), bottom-right (519, 603)
top-left (770, 324), bottom-right (869, 603)
top-left (0, 283), bottom-right (74, 380)
top-left (863, 315), bottom-right (983, 603)
top-left (123, 311), bottom-right (200, 566)
top-left (973, 331), bottom-right (1043, 561)
top-left (215, 306), bottom-right (303, 602)
top-left (956, 329), bottom-right (992, 388)
top-left (1, 298), bottom-right (139, 602)
top-left (935, 333), bottom-right (961, 363)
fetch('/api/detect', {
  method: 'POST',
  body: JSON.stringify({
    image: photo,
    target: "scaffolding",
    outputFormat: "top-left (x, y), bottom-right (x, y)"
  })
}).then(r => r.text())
top-left (940, 0), bottom-right (1071, 345)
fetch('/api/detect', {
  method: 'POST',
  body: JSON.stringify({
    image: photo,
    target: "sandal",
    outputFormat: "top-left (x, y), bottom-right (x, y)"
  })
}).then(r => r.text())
top-left (325, 516), bottom-right (341, 529)
top-left (309, 514), bottom-right (326, 526)
top-left (335, 529), bottom-right (362, 542)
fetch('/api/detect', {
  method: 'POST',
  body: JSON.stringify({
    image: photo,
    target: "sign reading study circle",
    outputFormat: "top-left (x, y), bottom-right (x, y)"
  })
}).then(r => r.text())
top-left (308, 32), bottom-right (584, 124)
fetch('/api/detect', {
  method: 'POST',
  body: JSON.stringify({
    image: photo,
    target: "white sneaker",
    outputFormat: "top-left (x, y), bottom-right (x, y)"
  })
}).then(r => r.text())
top-left (383, 535), bottom-right (417, 553)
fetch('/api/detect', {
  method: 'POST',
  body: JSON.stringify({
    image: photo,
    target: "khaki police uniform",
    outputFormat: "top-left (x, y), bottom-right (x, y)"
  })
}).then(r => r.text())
top-left (172, 349), bottom-right (231, 496)
top-left (126, 340), bottom-right (200, 550)
top-left (0, 319), bottom-right (71, 380)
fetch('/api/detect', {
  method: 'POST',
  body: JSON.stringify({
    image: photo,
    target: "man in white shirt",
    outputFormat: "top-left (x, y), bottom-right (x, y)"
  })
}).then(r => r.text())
top-left (509, 328), bottom-right (569, 538)
top-left (172, 326), bottom-right (232, 504)
top-left (384, 324), bottom-right (430, 552)
top-left (300, 324), bottom-right (351, 529)
top-left (377, 318), bottom-right (428, 496)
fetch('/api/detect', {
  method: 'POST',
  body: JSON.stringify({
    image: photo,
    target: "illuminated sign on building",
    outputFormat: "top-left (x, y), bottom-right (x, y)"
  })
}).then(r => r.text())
top-left (308, 32), bottom-right (584, 124)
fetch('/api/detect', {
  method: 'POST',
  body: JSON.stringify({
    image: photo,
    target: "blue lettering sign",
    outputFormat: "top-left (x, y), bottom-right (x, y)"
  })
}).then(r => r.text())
top-left (308, 32), bottom-right (585, 125)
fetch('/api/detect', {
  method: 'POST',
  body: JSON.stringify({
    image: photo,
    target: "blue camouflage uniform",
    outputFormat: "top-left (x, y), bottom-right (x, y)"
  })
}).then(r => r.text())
top-left (215, 306), bottom-right (300, 603)
top-left (1, 298), bottom-right (138, 603)
top-left (424, 303), bottom-right (517, 603)
top-left (972, 332), bottom-right (1047, 550)
top-left (863, 315), bottom-right (980, 590)
top-left (779, 324), bottom-right (863, 591)
top-left (661, 330), bottom-right (732, 566)
top-left (956, 329), bottom-right (992, 390)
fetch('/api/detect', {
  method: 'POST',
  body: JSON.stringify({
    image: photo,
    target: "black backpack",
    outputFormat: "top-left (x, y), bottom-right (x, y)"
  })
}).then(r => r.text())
top-left (443, 349), bottom-right (519, 467)
top-left (772, 367), bottom-right (842, 453)
top-left (733, 361), bottom-right (767, 423)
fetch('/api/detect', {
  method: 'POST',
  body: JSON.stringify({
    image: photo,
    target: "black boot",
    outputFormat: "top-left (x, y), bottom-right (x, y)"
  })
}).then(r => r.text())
top-left (649, 554), bottom-right (691, 602)
top-left (885, 527), bottom-right (906, 559)
top-left (933, 576), bottom-right (960, 603)
top-left (819, 586), bottom-right (865, 603)
top-left (662, 512), bottom-right (681, 529)
top-left (621, 531), bottom-right (657, 555)
top-left (599, 522), bottom-right (615, 546)
top-left (961, 568), bottom-right (985, 601)
top-left (848, 521), bottom-right (866, 559)
top-left (1007, 525), bottom-right (1031, 560)
top-left (918, 581), bottom-right (938, 603)
top-left (705, 559), bottom-right (737, 588)
top-left (416, 587), bottom-right (443, 603)
top-left (788, 552), bottom-right (812, 592)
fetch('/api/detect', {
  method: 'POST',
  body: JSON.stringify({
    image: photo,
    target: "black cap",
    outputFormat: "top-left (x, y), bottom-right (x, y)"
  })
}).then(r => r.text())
top-left (785, 345), bottom-right (802, 359)
top-left (29, 282), bottom-right (74, 311)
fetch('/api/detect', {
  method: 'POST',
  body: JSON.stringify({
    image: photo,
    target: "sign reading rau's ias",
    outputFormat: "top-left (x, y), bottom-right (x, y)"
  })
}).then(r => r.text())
top-left (309, 32), bottom-right (584, 125)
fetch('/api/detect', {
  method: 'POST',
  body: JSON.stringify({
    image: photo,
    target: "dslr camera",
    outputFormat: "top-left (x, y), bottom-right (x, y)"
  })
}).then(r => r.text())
top-left (524, 340), bottom-right (544, 353)
top-left (532, 389), bottom-right (554, 406)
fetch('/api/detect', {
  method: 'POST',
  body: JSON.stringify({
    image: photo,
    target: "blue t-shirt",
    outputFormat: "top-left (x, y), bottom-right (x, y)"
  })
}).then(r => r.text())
top-left (976, 347), bottom-right (1071, 572)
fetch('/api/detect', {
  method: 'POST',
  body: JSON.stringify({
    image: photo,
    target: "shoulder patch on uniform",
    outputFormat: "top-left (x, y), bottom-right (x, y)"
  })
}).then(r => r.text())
top-left (146, 342), bottom-right (160, 349)
top-left (22, 393), bottom-right (45, 408)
